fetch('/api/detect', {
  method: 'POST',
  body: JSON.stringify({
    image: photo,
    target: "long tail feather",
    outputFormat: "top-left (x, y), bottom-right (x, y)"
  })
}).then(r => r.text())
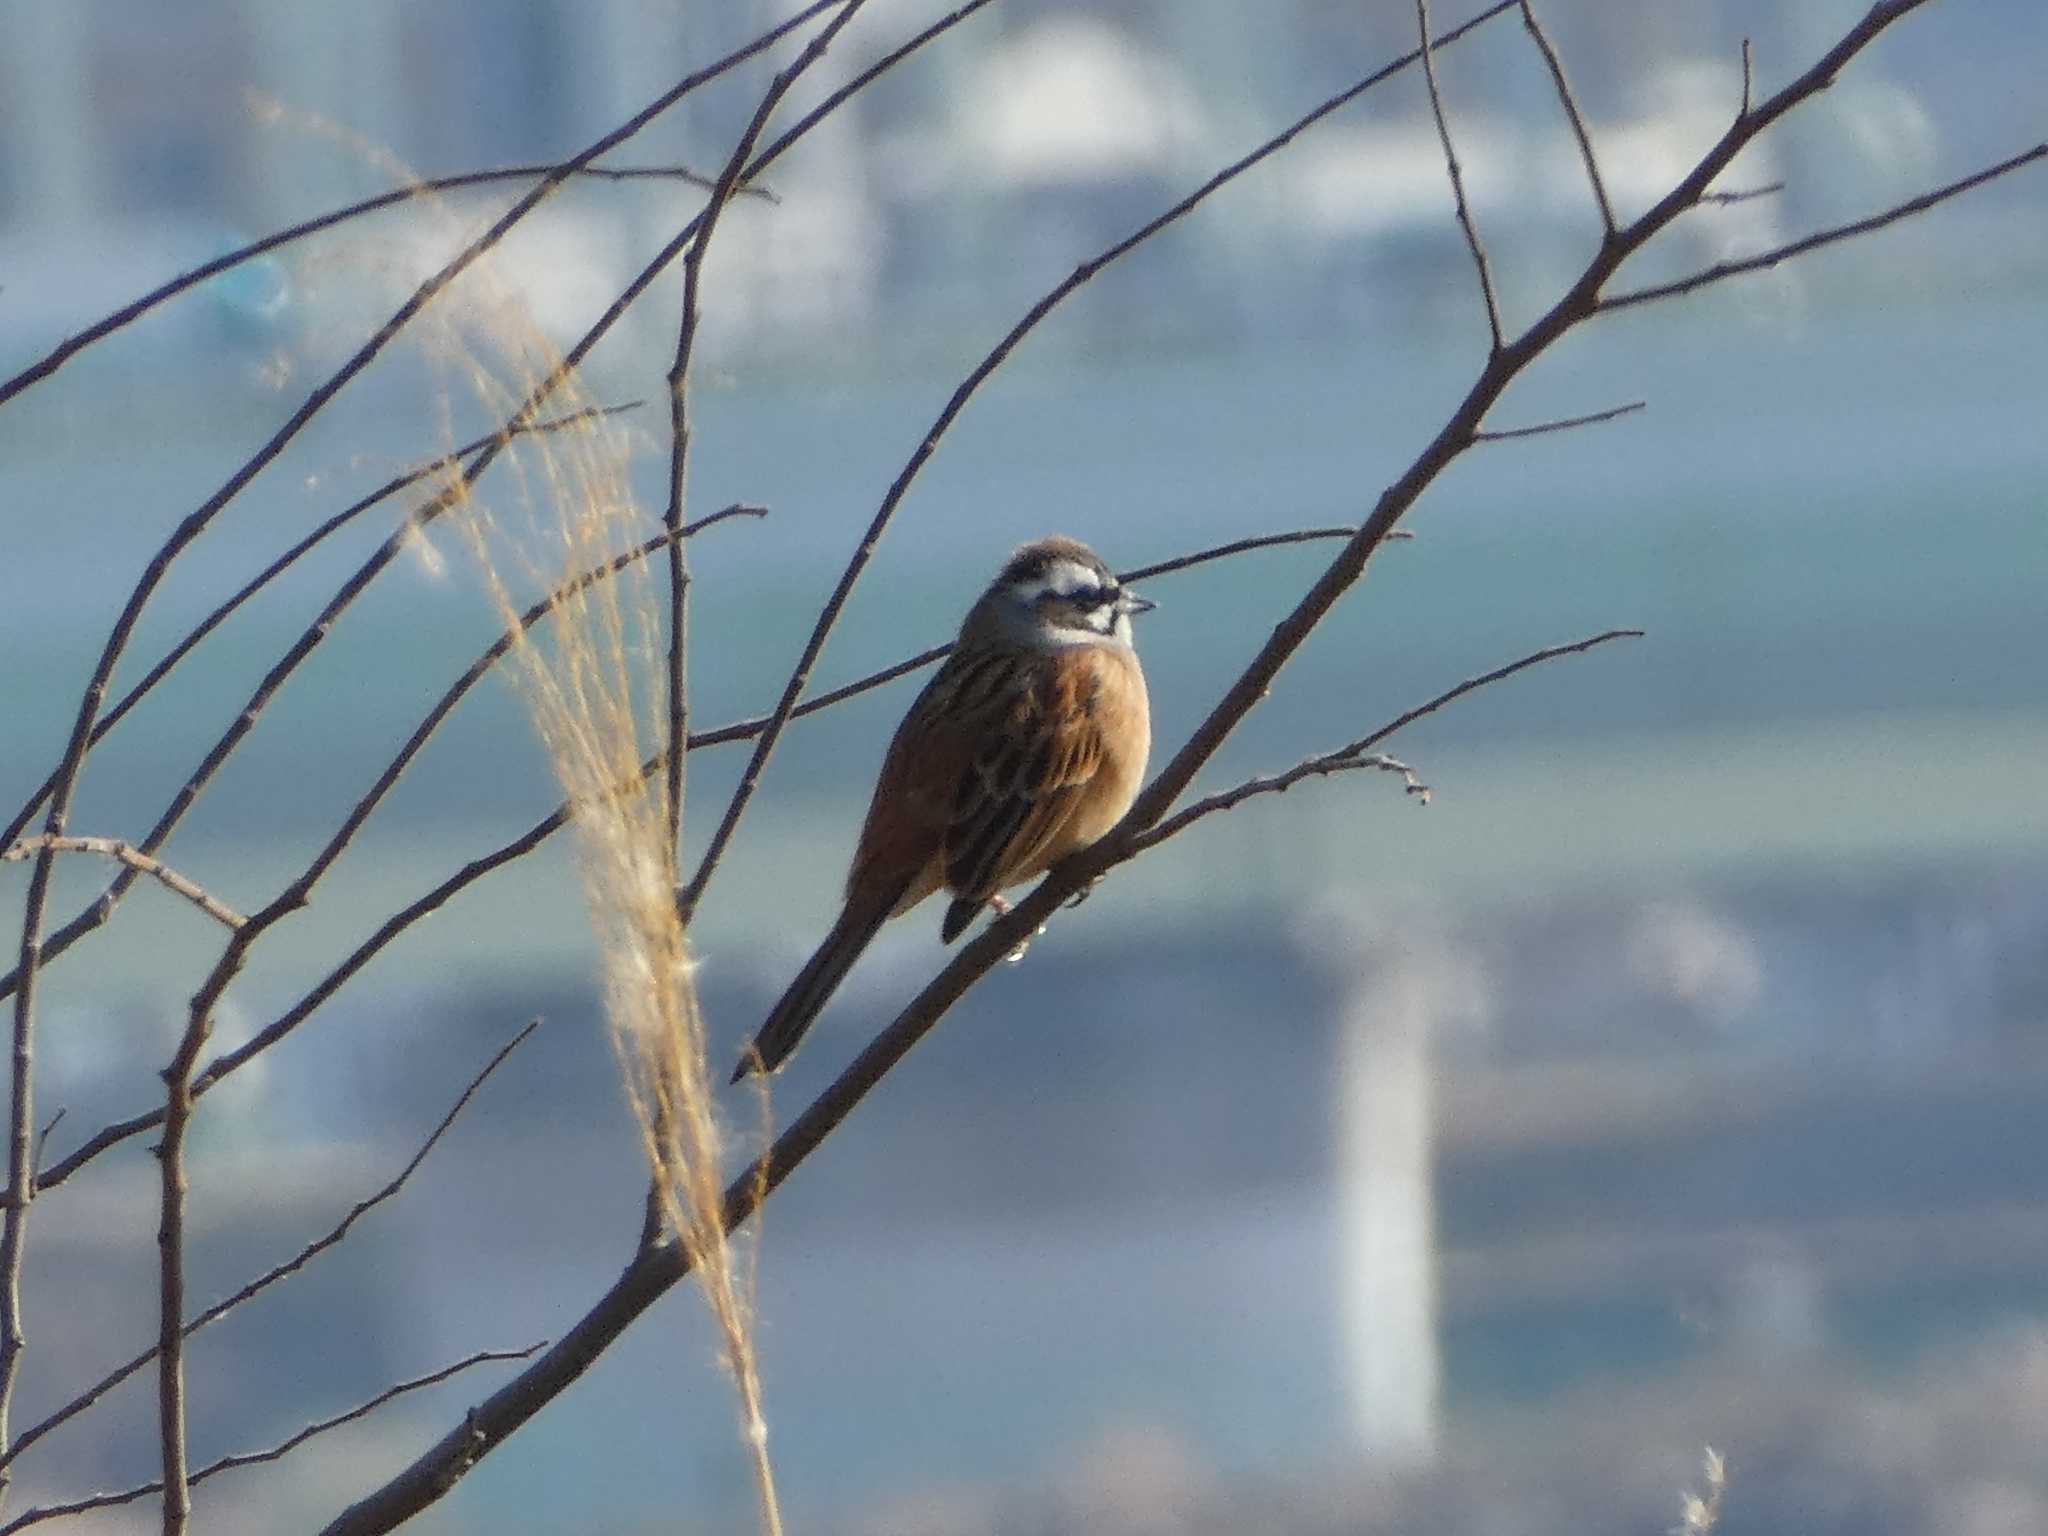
top-left (732, 896), bottom-right (898, 1082)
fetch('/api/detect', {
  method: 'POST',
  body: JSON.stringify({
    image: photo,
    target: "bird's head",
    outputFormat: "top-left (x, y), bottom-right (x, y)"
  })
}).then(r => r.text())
top-left (982, 535), bottom-right (1154, 648)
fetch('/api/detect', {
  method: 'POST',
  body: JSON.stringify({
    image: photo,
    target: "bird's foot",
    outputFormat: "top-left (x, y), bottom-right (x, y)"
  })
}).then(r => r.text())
top-left (1063, 875), bottom-right (1104, 911)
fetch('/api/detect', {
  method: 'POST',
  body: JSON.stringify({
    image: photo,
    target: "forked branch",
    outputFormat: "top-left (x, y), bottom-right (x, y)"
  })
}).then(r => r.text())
top-left (0, 1345), bottom-right (542, 1535)
top-left (1602, 142), bottom-right (2048, 311)
top-left (1518, 0), bottom-right (1616, 234)
top-left (1, 1023), bottom-right (535, 1473)
top-left (0, 839), bottom-right (245, 932)
top-left (1131, 629), bottom-right (1643, 852)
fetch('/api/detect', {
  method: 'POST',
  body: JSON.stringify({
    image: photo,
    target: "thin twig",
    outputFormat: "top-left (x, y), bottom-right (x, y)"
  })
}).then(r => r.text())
top-left (0, 839), bottom-right (245, 931)
top-left (1472, 399), bottom-right (1645, 441)
top-left (1142, 751), bottom-right (1430, 830)
top-left (673, 0), bottom-right (1519, 924)
top-left (0, 403), bottom-right (640, 857)
top-left (1131, 629), bottom-right (1643, 851)
top-left (156, 1032), bottom-right (203, 1530)
top-left (1740, 38), bottom-right (1755, 121)
top-left (1602, 142), bottom-right (2048, 312)
top-left (0, 159), bottom-right (767, 410)
top-left (269, 504), bottom-right (766, 919)
top-left (1118, 525), bottom-right (1400, 583)
top-left (0, 1023), bottom-right (536, 1474)
top-left (1695, 181), bottom-right (1785, 207)
top-left (663, 2), bottom-right (868, 890)
top-left (0, 1345), bottom-right (542, 1536)
top-left (28, 1115), bottom-right (61, 1182)
top-left (1518, 0), bottom-right (1615, 234)
top-left (0, 772), bottom-right (52, 1485)
top-left (318, 7), bottom-right (1981, 1525)
top-left (1418, 0), bottom-right (1506, 350)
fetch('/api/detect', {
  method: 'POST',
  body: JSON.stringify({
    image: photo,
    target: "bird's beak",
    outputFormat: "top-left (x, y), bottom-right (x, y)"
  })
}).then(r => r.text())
top-left (1118, 589), bottom-right (1156, 616)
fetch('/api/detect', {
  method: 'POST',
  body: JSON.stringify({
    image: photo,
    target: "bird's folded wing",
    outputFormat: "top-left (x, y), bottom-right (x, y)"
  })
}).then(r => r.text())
top-left (943, 655), bottom-right (1107, 901)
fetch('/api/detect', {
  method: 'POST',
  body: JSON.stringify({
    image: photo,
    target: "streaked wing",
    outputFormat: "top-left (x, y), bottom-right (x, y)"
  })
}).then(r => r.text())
top-left (845, 645), bottom-right (1017, 906)
top-left (943, 652), bottom-right (1107, 901)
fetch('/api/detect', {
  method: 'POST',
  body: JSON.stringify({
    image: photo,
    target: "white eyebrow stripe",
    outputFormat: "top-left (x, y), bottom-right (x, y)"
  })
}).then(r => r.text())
top-left (1025, 558), bottom-right (1107, 600)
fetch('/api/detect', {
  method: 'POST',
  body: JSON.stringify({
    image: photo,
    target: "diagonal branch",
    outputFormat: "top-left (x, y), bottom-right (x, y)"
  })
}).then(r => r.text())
top-left (1694, 181), bottom-right (1784, 208)
top-left (273, 504), bottom-right (766, 919)
top-left (0, 1022), bottom-right (536, 1474)
top-left (1136, 750), bottom-right (1432, 828)
top-left (662, 0), bottom-right (870, 872)
top-left (0, 840), bottom-right (245, 931)
top-left (1130, 629), bottom-right (1643, 852)
top-left (672, 0), bottom-right (1520, 924)
top-left (0, 402), bottom-right (640, 857)
top-left (1518, 0), bottom-right (1615, 234)
top-left (0, 1345), bottom-right (542, 1536)
top-left (1418, 0), bottom-right (1506, 350)
top-left (0, 164), bottom-right (759, 412)
top-left (1473, 399), bottom-right (1645, 441)
top-left (1601, 142), bottom-right (2048, 312)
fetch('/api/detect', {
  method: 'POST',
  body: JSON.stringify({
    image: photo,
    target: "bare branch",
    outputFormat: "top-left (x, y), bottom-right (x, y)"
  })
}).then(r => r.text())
top-left (270, 503), bottom-right (766, 921)
top-left (28, 1114), bottom-right (61, 1182)
top-left (1, 839), bottom-right (246, 932)
top-left (1473, 399), bottom-right (1645, 441)
top-left (1603, 142), bottom-right (2048, 312)
top-left (0, 158), bottom-right (768, 411)
top-left (0, 1345), bottom-right (542, 1535)
top-left (1418, 0), bottom-right (1506, 350)
top-left (664, 1), bottom-right (869, 872)
top-left (156, 1067), bottom-right (199, 1528)
top-left (1695, 181), bottom-right (1785, 208)
top-left (0, 402), bottom-right (641, 857)
top-left (1, 1023), bottom-right (536, 1474)
top-left (1518, 0), bottom-right (1615, 234)
top-left (1138, 751), bottom-right (1431, 833)
top-left (1131, 629), bottom-right (1643, 852)
top-left (1740, 38), bottom-right (1755, 120)
top-left (673, 0), bottom-right (1519, 925)
top-left (1118, 525), bottom-right (1405, 583)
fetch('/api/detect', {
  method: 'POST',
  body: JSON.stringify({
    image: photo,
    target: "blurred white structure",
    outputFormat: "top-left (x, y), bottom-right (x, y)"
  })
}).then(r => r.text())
top-left (1313, 901), bottom-right (1490, 1467)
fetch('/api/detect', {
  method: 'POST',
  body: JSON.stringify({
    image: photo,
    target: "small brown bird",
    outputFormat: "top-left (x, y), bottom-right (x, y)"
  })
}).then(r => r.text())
top-left (733, 536), bottom-right (1153, 1080)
